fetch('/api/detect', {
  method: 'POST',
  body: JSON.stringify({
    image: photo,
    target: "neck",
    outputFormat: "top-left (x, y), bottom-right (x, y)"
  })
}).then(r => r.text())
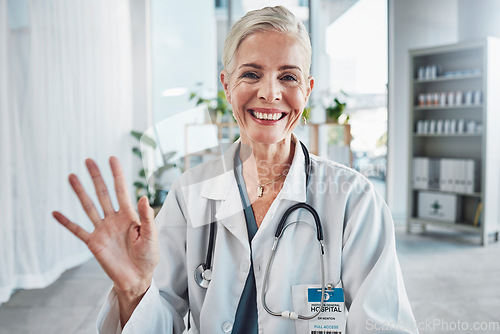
top-left (239, 136), bottom-right (295, 184)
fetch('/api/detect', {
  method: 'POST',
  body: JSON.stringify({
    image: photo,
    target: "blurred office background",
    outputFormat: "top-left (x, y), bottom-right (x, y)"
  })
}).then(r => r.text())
top-left (1, 0), bottom-right (500, 333)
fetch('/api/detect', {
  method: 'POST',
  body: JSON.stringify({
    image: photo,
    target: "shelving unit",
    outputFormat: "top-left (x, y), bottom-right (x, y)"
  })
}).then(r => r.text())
top-left (407, 38), bottom-right (500, 245)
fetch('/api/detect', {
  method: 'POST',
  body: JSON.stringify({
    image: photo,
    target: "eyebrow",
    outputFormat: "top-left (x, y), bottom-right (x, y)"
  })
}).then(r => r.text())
top-left (239, 63), bottom-right (302, 72)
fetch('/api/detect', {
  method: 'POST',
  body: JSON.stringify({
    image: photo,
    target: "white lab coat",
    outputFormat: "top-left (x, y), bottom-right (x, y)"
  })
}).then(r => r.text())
top-left (97, 137), bottom-right (417, 333)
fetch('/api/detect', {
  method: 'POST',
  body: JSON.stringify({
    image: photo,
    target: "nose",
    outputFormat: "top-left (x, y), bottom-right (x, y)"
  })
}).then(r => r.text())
top-left (258, 77), bottom-right (281, 102)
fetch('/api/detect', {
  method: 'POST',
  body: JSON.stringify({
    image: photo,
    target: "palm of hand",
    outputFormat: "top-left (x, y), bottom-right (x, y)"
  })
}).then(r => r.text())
top-left (53, 157), bottom-right (159, 295)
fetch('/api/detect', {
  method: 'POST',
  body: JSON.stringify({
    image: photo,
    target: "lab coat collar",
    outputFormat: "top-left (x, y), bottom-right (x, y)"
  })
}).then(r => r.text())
top-left (199, 134), bottom-right (307, 204)
top-left (279, 134), bottom-right (308, 203)
top-left (193, 135), bottom-right (308, 247)
top-left (199, 139), bottom-right (240, 203)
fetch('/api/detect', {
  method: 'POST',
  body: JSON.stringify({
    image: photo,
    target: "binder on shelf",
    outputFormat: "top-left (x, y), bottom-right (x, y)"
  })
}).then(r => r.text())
top-left (465, 159), bottom-right (475, 194)
top-left (412, 158), bottom-right (420, 188)
top-left (451, 159), bottom-right (458, 192)
top-left (439, 159), bottom-right (448, 191)
top-left (421, 158), bottom-right (429, 189)
top-left (444, 159), bottom-right (455, 192)
top-left (413, 157), bottom-right (430, 189)
top-left (457, 159), bottom-right (466, 193)
top-left (429, 158), bottom-right (440, 190)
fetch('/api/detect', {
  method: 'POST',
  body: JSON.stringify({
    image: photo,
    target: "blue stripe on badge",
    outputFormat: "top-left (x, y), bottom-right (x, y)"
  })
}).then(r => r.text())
top-left (308, 288), bottom-right (344, 303)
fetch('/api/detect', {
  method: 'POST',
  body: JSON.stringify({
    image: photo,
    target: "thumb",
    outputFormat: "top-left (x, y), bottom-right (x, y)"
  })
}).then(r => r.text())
top-left (138, 196), bottom-right (155, 236)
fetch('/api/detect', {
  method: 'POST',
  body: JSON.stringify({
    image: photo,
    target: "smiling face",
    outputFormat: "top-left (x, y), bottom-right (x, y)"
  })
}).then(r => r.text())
top-left (221, 30), bottom-right (314, 147)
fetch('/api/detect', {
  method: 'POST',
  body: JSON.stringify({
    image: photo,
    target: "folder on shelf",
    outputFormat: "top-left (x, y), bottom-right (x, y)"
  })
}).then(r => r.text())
top-left (413, 157), bottom-right (427, 189)
top-left (439, 159), bottom-right (448, 191)
top-left (421, 158), bottom-right (429, 189)
top-left (429, 158), bottom-right (440, 190)
top-left (412, 158), bottom-right (420, 188)
top-left (443, 158), bottom-right (455, 192)
top-left (451, 159), bottom-right (458, 193)
top-left (458, 159), bottom-right (466, 193)
top-left (465, 159), bottom-right (476, 194)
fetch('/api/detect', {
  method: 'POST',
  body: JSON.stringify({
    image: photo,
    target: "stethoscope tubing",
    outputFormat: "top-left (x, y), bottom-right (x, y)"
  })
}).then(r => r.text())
top-left (261, 224), bottom-right (326, 320)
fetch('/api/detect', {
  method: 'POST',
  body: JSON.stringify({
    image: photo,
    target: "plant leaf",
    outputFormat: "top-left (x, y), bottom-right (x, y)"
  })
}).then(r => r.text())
top-left (133, 181), bottom-right (147, 189)
top-left (132, 147), bottom-right (142, 158)
top-left (140, 134), bottom-right (157, 149)
top-left (130, 130), bottom-right (157, 149)
top-left (130, 130), bottom-right (143, 141)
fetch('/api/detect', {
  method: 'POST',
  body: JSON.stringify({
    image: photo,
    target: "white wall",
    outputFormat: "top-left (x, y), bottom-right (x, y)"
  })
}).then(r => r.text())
top-left (150, 0), bottom-right (217, 123)
top-left (388, 0), bottom-right (458, 222)
top-left (457, 0), bottom-right (500, 40)
top-left (130, 0), bottom-right (151, 131)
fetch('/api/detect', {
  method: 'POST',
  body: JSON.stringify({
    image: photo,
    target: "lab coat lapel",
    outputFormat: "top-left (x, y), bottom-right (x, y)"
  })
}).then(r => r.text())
top-left (279, 135), bottom-right (308, 203)
top-left (199, 141), bottom-right (250, 250)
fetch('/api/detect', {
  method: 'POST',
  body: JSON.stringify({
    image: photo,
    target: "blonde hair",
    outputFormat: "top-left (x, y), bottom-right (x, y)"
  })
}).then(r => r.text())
top-left (222, 6), bottom-right (312, 77)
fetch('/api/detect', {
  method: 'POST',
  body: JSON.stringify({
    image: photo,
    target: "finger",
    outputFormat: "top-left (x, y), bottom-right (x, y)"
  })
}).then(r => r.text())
top-left (85, 158), bottom-right (115, 216)
top-left (68, 174), bottom-right (102, 225)
top-left (137, 196), bottom-right (155, 238)
top-left (52, 211), bottom-right (91, 244)
top-left (109, 156), bottom-right (133, 210)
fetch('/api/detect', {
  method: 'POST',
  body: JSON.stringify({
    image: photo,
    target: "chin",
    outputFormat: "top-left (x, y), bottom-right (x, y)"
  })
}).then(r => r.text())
top-left (249, 132), bottom-right (290, 146)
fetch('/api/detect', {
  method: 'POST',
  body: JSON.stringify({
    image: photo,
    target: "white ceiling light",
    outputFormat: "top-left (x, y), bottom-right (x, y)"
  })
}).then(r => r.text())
top-left (162, 87), bottom-right (189, 97)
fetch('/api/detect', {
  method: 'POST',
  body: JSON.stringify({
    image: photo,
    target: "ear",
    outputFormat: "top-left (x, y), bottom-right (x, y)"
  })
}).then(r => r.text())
top-left (220, 71), bottom-right (232, 104)
top-left (305, 76), bottom-right (315, 101)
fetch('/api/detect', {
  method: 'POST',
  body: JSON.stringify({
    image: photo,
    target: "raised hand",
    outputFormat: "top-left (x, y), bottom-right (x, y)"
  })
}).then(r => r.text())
top-left (53, 156), bottom-right (159, 325)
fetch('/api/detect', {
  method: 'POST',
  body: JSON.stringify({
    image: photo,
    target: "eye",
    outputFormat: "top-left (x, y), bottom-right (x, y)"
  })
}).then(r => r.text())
top-left (241, 72), bottom-right (260, 79)
top-left (280, 74), bottom-right (298, 82)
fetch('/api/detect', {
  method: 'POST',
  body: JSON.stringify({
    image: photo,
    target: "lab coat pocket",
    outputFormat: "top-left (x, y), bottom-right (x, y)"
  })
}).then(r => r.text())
top-left (291, 284), bottom-right (313, 333)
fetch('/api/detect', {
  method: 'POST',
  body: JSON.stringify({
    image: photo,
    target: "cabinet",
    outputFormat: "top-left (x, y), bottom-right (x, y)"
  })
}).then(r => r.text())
top-left (407, 38), bottom-right (500, 245)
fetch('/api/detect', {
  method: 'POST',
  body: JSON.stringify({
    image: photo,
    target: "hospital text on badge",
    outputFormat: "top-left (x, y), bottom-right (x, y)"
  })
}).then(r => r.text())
top-left (307, 287), bottom-right (346, 334)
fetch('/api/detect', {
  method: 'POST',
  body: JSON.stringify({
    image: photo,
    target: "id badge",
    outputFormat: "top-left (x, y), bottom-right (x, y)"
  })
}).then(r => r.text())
top-left (307, 286), bottom-right (345, 334)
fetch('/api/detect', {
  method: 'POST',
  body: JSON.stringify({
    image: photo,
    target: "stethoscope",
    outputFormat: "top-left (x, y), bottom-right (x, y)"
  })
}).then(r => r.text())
top-left (194, 141), bottom-right (326, 320)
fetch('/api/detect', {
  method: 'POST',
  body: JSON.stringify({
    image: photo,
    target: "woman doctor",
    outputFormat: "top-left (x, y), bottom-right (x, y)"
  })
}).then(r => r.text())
top-left (53, 6), bottom-right (417, 334)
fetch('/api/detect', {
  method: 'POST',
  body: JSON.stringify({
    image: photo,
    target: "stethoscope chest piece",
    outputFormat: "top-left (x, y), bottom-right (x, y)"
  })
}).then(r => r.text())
top-left (194, 264), bottom-right (212, 288)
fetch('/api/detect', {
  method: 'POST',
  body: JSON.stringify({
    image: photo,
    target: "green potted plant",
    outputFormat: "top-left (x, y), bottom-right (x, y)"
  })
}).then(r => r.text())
top-left (189, 89), bottom-right (233, 123)
top-left (130, 130), bottom-right (179, 213)
top-left (326, 97), bottom-right (348, 124)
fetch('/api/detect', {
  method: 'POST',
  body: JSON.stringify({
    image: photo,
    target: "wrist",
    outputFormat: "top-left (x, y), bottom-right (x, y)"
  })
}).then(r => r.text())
top-left (114, 280), bottom-right (151, 327)
top-left (114, 282), bottom-right (150, 300)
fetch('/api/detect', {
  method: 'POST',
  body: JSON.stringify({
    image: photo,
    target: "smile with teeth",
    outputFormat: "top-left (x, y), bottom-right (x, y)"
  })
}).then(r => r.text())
top-left (250, 110), bottom-right (285, 121)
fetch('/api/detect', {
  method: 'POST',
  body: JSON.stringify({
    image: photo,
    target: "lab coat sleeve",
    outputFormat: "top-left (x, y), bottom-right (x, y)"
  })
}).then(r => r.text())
top-left (96, 180), bottom-right (189, 334)
top-left (341, 181), bottom-right (418, 333)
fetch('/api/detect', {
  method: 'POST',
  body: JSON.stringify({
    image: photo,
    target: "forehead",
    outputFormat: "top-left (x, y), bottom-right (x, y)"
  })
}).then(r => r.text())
top-left (234, 31), bottom-right (307, 71)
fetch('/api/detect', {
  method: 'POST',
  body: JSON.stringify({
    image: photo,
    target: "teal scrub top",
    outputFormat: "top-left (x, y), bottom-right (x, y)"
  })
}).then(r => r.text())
top-left (232, 148), bottom-right (259, 334)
